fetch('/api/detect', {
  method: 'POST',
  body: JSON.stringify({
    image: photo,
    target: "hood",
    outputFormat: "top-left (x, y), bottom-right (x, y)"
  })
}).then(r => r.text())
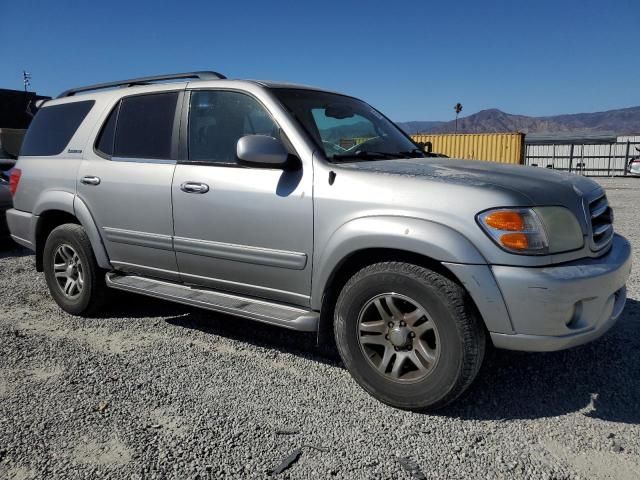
top-left (341, 157), bottom-right (601, 206)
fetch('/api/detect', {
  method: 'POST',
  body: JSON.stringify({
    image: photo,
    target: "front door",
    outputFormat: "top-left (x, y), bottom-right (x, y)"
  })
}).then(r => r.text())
top-left (171, 89), bottom-right (313, 306)
top-left (77, 90), bottom-right (182, 281)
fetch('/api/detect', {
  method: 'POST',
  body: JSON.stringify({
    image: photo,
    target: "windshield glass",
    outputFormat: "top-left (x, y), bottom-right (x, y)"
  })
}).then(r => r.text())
top-left (272, 88), bottom-right (424, 161)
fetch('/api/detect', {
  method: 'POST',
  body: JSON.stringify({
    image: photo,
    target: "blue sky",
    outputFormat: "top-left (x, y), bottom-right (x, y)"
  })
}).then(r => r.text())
top-left (2, 0), bottom-right (639, 122)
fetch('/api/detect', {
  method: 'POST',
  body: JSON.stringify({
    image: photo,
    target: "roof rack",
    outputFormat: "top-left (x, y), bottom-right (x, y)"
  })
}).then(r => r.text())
top-left (57, 71), bottom-right (226, 98)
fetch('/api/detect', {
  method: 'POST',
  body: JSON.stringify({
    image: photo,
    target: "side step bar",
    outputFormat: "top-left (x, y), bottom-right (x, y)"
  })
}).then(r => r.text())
top-left (105, 273), bottom-right (319, 332)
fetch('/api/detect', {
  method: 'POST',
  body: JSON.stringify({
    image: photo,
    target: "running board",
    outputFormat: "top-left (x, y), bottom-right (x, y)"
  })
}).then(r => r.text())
top-left (105, 272), bottom-right (319, 332)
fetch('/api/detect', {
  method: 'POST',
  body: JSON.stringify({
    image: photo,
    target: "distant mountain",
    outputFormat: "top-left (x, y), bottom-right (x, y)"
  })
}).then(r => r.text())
top-left (320, 122), bottom-right (374, 142)
top-left (396, 120), bottom-right (447, 134)
top-left (397, 106), bottom-right (640, 135)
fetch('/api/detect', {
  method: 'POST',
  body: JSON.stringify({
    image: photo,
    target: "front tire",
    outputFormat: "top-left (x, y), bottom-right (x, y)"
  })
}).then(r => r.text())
top-left (43, 224), bottom-right (107, 316)
top-left (334, 262), bottom-right (485, 410)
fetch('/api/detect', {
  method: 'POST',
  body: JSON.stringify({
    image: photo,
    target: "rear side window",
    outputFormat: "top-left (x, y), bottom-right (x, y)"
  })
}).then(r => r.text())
top-left (20, 100), bottom-right (94, 156)
top-left (114, 92), bottom-right (178, 159)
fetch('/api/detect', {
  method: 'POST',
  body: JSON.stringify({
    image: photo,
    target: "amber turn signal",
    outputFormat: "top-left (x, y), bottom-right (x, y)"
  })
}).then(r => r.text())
top-left (483, 211), bottom-right (525, 231)
top-left (499, 233), bottom-right (529, 250)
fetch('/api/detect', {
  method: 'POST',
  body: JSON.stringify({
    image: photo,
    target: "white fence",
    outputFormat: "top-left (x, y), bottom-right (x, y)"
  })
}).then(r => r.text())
top-left (525, 139), bottom-right (640, 176)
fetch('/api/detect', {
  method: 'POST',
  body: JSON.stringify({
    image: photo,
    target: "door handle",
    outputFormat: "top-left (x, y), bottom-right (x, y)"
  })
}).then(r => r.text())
top-left (180, 182), bottom-right (210, 194)
top-left (81, 176), bottom-right (101, 186)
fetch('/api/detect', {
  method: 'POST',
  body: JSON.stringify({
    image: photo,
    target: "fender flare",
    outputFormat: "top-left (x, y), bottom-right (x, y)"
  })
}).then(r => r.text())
top-left (73, 196), bottom-right (112, 269)
top-left (311, 215), bottom-right (486, 310)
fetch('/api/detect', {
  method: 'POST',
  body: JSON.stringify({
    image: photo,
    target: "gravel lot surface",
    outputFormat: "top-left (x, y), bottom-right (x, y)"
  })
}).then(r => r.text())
top-left (1, 177), bottom-right (640, 479)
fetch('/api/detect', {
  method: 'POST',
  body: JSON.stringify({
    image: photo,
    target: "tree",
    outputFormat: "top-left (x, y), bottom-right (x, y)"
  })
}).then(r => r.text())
top-left (454, 103), bottom-right (463, 133)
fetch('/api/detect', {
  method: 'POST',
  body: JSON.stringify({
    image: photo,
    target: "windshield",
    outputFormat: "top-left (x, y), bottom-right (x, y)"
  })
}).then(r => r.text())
top-left (272, 88), bottom-right (424, 161)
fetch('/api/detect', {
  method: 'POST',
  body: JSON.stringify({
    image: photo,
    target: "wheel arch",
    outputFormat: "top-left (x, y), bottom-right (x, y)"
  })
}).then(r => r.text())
top-left (316, 247), bottom-right (462, 340)
top-left (310, 216), bottom-right (516, 344)
top-left (312, 216), bottom-right (486, 310)
top-left (33, 197), bottom-right (111, 271)
top-left (34, 210), bottom-right (80, 271)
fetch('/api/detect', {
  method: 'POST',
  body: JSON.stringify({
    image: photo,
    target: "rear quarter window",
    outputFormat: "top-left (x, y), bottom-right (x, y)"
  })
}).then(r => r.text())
top-left (20, 100), bottom-right (94, 156)
top-left (95, 103), bottom-right (119, 157)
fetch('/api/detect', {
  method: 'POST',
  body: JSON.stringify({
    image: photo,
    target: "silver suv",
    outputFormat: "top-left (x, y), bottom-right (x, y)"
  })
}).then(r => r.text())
top-left (7, 72), bottom-right (631, 410)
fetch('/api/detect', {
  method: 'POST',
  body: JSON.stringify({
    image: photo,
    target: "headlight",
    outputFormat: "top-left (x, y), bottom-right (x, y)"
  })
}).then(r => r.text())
top-left (477, 207), bottom-right (584, 255)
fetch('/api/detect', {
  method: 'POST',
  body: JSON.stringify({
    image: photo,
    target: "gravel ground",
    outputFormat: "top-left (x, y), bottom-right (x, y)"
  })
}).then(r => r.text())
top-left (1, 177), bottom-right (639, 480)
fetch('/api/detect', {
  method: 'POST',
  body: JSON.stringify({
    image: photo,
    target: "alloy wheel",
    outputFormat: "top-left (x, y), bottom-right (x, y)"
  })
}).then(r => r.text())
top-left (357, 293), bottom-right (440, 383)
top-left (52, 244), bottom-right (84, 299)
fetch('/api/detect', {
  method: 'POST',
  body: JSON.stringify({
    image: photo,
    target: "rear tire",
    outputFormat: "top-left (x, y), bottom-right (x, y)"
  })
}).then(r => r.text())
top-left (43, 224), bottom-right (107, 316)
top-left (334, 262), bottom-right (485, 411)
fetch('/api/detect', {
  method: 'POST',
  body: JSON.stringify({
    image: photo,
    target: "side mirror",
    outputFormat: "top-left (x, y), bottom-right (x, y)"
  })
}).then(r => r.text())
top-left (237, 135), bottom-right (289, 168)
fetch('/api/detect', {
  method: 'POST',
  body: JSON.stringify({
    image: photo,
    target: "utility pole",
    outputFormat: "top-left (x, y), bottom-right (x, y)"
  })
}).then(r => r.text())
top-left (454, 103), bottom-right (463, 133)
top-left (23, 70), bottom-right (32, 92)
top-left (23, 70), bottom-right (33, 114)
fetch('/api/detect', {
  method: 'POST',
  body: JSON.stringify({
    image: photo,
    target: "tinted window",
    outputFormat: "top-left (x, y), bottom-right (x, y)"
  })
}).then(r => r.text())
top-left (20, 100), bottom-right (94, 156)
top-left (95, 103), bottom-right (119, 156)
top-left (114, 92), bottom-right (178, 159)
top-left (189, 91), bottom-right (278, 164)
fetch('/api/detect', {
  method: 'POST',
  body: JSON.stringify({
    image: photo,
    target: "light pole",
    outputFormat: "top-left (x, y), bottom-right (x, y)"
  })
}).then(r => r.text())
top-left (454, 102), bottom-right (463, 133)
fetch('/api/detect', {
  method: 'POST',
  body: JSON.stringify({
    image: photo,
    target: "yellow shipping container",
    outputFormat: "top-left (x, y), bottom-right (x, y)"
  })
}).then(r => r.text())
top-left (411, 133), bottom-right (524, 165)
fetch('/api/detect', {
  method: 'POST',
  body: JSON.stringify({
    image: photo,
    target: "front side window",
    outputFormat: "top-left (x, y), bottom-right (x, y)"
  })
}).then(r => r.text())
top-left (114, 92), bottom-right (178, 159)
top-left (273, 88), bottom-right (423, 161)
top-left (20, 100), bottom-right (94, 156)
top-left (188, 90), bottom-right (278, 165)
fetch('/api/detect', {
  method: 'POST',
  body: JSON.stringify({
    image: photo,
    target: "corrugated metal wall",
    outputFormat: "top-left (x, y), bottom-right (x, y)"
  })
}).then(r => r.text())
top-left (411, 133), bottom-right (525, 164)
top-left (617, 135), bottom-right (640, 143)
top-left (525, 139), bottom-right (640, 176)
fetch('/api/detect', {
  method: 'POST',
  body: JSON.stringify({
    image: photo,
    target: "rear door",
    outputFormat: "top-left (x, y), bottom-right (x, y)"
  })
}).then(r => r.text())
top-left (171, 89), bottom-right (313, 306)
top-left (77, 90), bottom-right (182, 281)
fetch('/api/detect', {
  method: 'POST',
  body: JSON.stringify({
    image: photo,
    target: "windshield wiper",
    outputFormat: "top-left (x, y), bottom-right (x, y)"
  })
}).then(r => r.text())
top-left (397, 148), bottom-right (426, 158)
top-left (332, 151), bottom-right (404, 162)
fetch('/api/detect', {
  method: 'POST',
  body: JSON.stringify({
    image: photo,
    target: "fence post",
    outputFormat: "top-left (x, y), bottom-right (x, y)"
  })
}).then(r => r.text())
top-left (624, 141), bottom-right (631, 176)
top-left (552, 144), bottom-right (556, 169)
top-left (568, 144), bottom-right (574, 172)
top-left (608, 143), bottom-right (612, 177)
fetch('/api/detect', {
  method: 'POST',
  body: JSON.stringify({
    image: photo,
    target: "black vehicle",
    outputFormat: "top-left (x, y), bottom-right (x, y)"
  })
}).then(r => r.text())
top-left (0, 175), bottom-right (12, 240)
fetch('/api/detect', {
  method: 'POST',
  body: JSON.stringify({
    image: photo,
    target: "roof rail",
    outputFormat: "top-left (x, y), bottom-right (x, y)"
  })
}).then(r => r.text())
top-left (57, 71), bottom-right (226, 98)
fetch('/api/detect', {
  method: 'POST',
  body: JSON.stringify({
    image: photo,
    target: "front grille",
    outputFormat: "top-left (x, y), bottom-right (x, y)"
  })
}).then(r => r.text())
top-left (588, 192), bottom-right (614, 251)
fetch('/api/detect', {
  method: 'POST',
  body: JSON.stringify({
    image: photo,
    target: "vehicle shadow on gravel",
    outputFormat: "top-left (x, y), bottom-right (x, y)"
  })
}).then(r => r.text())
top-left (98, 291), bottom-right (640, 423)
top-left (444, 298), bottom-right (640, 424)
top-left (164, 310), bottom-right (342, 367)
top-left (100, 290), bottom-right (341, 367)
top-left (0, 241), bottom-right (31, 259)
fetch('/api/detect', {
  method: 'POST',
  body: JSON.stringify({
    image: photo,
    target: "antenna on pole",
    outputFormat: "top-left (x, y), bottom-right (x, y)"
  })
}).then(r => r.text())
top-left (23, 70), bottom-right (34, 115)
top-left (454, 102), bottom-right (463, 133)
top-left (23, 70), bottom-right (32, 92)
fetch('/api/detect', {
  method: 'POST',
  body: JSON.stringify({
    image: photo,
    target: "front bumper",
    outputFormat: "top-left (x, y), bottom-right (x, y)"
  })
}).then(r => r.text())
top-left (490, 234), bottom-right (631, 351)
